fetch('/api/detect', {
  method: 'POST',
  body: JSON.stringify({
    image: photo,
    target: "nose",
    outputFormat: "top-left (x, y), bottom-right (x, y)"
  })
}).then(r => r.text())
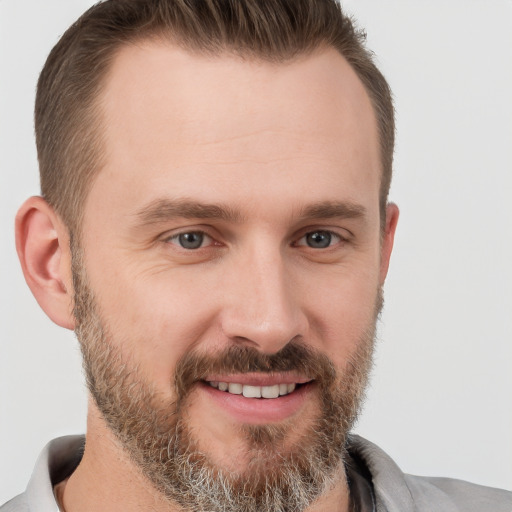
top-left (219, 246), bottom-right (307, 354)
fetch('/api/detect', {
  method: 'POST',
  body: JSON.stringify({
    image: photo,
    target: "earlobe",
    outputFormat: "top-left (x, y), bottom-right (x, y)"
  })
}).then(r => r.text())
top-left (379, 203), bottom-right (399, 284)
top-left (15, 196), bottom-right (75, 330)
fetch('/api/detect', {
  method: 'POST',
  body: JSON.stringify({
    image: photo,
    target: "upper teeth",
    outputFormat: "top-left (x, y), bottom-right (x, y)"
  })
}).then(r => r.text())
top-left (208, 381), bottom-right (296, 398)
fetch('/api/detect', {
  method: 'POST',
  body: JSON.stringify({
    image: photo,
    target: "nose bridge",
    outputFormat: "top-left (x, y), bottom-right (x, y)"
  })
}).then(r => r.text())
top-left (220, 241), bottom-right (305, 353)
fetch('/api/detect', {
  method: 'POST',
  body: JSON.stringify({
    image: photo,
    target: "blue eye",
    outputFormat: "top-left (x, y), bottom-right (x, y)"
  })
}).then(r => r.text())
top-left (169, 232), bottom-right (210, 249)
top-left (298, 230), bottom-right (340, 249)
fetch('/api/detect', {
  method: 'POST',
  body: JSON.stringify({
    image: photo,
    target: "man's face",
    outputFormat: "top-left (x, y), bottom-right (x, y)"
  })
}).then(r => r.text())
top-left (74, 42), bottom-right (392, 511)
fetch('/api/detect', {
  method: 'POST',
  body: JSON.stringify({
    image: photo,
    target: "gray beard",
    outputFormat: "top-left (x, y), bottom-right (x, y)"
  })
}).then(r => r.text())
top-left (72, 245), bottom-right (378, 512)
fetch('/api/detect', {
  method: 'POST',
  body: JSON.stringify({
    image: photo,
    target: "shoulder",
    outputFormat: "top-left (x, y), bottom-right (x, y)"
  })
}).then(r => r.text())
top-left (405, 474), bottom-right (512, 512)
top-left (347, 435), bottom-right (512, 512)
top-left (1, 435), bottom-right (85, 512)
top-left (0, 494), bottom-right (30, 512)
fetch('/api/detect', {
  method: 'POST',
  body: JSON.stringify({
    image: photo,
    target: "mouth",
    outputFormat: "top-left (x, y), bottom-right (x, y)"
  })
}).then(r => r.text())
top-left (199, 374), bottom-right (314, 424)
top-left (206, 381), bottom-right (300, 398)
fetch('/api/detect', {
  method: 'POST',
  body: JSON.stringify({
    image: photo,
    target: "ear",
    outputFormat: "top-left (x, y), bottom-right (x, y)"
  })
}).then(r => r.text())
top-left (379, 203), bottom-right (399, 285)
top-left (15, 196), bottom-right (75, 330)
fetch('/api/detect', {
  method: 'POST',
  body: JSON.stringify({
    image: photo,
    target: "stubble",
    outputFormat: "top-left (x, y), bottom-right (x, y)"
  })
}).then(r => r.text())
top-left (72, 243), bottom-right (379, 512)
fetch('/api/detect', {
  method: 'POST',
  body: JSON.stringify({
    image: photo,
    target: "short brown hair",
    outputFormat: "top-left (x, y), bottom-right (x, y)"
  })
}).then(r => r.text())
top-left (36, 0), bottom-right (394, 231)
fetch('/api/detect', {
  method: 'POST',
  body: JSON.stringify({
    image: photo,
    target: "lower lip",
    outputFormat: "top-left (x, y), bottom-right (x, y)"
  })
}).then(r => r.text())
top-left (200, 381), bottom-right (313, 424)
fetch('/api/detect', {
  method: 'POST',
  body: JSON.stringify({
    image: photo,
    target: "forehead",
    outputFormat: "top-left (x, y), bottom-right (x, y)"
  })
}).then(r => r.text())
top-left (89, 42), bottom-right (380, 224)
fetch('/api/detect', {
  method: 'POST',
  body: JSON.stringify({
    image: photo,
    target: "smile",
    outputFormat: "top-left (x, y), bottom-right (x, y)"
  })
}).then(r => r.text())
top-left (206, 381), bottom-right (297, 398)
top-left (200, 373), bottom-right (314, 423)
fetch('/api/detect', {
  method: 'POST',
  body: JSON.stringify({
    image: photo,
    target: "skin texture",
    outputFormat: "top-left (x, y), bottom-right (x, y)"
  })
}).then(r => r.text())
top-left (16, 43), bottom-right (398, 511)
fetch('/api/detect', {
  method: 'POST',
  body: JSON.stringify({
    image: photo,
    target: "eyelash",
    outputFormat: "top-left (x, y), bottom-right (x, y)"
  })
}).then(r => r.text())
top-left (294, 230), bottom-right (344, 249)
top-left (164, 229), bottom-right (347, 251)
top-left (165, 231), bottom-right (215, 250)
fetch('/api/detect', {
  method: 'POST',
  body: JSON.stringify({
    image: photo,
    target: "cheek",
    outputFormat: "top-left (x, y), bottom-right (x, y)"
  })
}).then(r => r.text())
top-left (87, 264), bottom-right (220, 389)
top-left (302, 263), bottom-right (380, 361)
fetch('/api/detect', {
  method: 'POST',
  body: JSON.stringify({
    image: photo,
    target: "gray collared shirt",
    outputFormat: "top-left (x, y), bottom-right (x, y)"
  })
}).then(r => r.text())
top-left (2, 435), bottom-right (511, 511)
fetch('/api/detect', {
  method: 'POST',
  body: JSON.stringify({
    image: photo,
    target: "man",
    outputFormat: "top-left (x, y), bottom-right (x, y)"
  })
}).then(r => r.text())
top-left (1, 0), bottom-right (511, 511)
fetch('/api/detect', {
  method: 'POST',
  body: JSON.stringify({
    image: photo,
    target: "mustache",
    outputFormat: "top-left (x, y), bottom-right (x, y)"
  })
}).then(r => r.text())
top-left (174, 341), bottom-right (337, 401)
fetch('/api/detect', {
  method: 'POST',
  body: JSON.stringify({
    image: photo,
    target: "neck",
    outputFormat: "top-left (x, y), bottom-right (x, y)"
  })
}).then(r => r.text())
top-left (61, 401), bottom-right (172, 512)
top-left (61, 400), bottom-right (351, 512)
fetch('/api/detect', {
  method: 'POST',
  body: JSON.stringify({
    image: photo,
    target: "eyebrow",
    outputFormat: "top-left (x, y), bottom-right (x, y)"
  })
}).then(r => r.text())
top-left (299, 201), bottom-right (367, 221)
top-left (134, 198), bottom-right (245, 225)
top-left (133, 198), bottom-right (367, 227)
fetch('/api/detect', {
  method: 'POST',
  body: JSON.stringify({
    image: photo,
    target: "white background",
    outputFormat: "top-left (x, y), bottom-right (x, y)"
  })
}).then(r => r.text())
top-left (1, 0), bottom-right (511, 503)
